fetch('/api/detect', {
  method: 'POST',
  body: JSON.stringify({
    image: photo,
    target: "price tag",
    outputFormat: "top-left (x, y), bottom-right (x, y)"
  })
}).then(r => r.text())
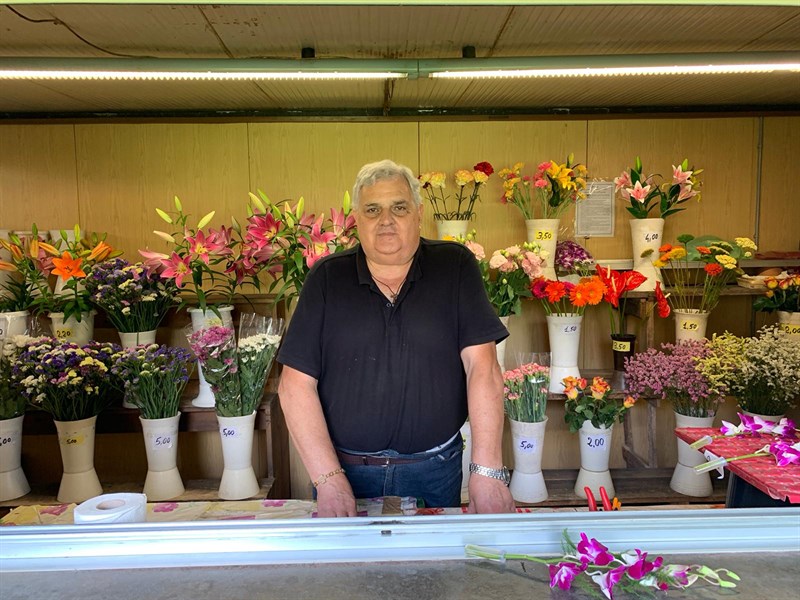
top-left (59, 433), bottom-right (85, 446)
top-left (220, 426), bottom-right (241, 439)
top-left (680, 320), bottom-right (699, 331)
top-left (585, 435), bottom-right (608, 450)
top-left (562, 325), bottom-right (579, 334)
top-left (55, 328), bottom-right (73, 340)
top-left (642, 231), bottom-right (660, 243)
top-left (534, 229), bottom-right (554, 241)
top-left (517, 438), bottom-right (537, 454)
top-left (612, 340), bottom-right (631, 352)
top-left (0, 434), bottom-right (18, 448)
top-left (779, 323), bottom-right (800, 335)
top-left (148, 433), bottom-right (174, 450)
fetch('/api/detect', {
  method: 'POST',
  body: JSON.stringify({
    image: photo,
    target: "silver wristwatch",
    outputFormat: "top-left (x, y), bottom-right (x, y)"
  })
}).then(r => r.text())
top-left (469, 462), bottom-right (511, 486)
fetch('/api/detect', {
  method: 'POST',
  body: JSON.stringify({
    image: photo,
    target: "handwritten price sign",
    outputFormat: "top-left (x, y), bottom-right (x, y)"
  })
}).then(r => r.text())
top-left (681, 321), bottom-right (699, 331)
top-left (148, 434), bottom-right (173, 450)
top-left (220, 427), bottom-right (240, 439)
top-left (59, 433), bottom-right (85, 446)
top-left (585, 436), bottom-right (607, 450)
top-left (562, 325), bottom-right (579, 334)
top-left (643, 232), bottom-right (660, 243)
top-left (517, 438), bottom-right (538, 454)
top-left (612, 340), bottom-right (631, 352)
top-left (55, 328), bottom-right (73, 340)
top-left (534, 230), bottom-right (554, 241)
top-left (0, 434), bottom-right (17, 448)
top-left (779, 323), bottom-right (800, 336)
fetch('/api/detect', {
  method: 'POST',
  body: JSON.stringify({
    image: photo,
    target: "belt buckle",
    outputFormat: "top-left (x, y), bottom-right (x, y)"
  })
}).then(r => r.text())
top-left (383, 457), bottom-right (391, 466)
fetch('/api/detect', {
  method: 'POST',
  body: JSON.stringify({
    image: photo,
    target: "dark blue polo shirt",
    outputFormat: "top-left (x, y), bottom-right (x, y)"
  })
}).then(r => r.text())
top-left (277, 238), bottom-right (508, 454)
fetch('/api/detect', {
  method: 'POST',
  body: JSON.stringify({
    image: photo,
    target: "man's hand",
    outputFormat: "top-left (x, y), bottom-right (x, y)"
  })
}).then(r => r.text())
top-left (467, 473), bottom-right (516, 514)
top-left (315, 474), bottom-right (358, 517)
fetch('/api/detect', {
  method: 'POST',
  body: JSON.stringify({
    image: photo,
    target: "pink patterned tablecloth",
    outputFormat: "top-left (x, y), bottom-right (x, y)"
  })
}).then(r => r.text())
top-left (675, 427), bottom-right (800, 503)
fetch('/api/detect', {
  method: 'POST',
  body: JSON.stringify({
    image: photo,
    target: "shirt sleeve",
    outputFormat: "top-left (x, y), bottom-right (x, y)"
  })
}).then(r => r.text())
top-left (455, 246), bottom-right (510, 350)
top-left (276, 263), bottom-right (326, 380)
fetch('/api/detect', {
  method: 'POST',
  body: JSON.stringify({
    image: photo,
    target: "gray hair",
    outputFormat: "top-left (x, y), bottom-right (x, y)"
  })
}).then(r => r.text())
top-left (351, 159), bottom-right (421, 209)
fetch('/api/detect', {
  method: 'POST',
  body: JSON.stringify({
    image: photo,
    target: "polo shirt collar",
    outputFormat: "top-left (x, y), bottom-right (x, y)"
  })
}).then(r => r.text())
top-left (355, 238), bottom-right (425, 287)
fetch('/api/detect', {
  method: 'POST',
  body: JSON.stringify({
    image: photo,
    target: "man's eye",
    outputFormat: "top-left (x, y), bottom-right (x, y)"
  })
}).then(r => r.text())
top-left (365, 207), bottom-right (380, 215)
top-left (392, 205), bottom-right (409, 214)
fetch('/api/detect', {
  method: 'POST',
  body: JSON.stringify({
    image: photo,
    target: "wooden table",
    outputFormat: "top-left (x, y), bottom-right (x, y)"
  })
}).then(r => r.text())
top-left (675, 426), bottom-right (800, 507)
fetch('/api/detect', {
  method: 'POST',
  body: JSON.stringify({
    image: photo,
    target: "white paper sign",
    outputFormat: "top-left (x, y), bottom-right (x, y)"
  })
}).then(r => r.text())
top-left (517, 438), bottom-right (537, 454)
top-left (576, 181), bottom-right (615, 237)
top-left (148, 433), bottom-right (174, 450)
top-left (220, 426), bottom-right (241, 439)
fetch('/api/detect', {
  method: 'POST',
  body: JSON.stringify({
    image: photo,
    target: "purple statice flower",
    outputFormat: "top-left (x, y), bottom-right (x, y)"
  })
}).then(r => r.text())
top-left (624, 340), bottom-right (723, 417)
top-left (555, 240), bottom-right (594, 275)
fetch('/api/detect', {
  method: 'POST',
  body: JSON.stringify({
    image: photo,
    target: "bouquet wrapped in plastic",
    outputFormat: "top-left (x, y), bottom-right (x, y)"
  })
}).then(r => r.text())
top-left (187, 314), bottom-right (284, 417)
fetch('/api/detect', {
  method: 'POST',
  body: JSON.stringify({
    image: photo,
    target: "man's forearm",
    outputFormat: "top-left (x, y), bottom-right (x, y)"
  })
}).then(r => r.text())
top-left (463, 343), bottom-right (506, 468)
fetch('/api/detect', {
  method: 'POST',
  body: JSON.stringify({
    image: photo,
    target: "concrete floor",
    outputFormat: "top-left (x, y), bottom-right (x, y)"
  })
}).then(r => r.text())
top-left (0, 552), bottom-right (797, 600)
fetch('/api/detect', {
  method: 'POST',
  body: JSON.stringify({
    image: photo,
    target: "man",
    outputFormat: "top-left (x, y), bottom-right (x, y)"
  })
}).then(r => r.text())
top-left (277, 159), bottom-right (514, 517)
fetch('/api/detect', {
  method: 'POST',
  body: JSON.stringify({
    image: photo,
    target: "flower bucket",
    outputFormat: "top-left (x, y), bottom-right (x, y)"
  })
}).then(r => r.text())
top-left (459, 420), bottom-right (471, 503)
top-left (140, 413), bottom-right (184, 501)
top-left (610, 333), bottom-right (636, 391)
top-left (739, 409), bottom-right (785, 423)
top-left (49, 310), bottom-right (96, 346)
top-left (509, 417), bottom-right (548, 503)
top-left (188, 305), bottom-right (234, 408)
top-left (0, 310), bottom-right (29, 340)
top-left (777, 311), bottom-right (800, 340)
top-left (118, 329), bottom-right (157, 349)
top-left (525, 218), bottom-right (558, 280)
top-left (54, 416), bottom-right (103, 503)
top-left (217, 411), bottom-right (259, 500)
top-left (0, 415), bottom-right (30, 502)
top-left (546, 313), bottom-right (582, 393)
top-left (495, 315), bottom-right (511, 370)
top-left (674, 309), bottom-right (709, 342)
top-left (574, 420), bottom-right (614, 499)
top-left (629, 218), bottom-right (664, 292)
top-left (435, 219), bottom-right (469, 240)
top-left (670, 411), bottom-right (714, 497)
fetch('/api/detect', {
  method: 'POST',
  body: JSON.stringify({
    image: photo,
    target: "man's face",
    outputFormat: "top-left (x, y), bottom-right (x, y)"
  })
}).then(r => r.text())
top-left (354, 176), bottom-right (422, 265)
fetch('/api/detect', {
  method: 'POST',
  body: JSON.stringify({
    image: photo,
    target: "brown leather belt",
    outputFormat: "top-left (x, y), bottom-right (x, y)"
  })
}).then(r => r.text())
top-left (335, 449), bottom-right (428, 466)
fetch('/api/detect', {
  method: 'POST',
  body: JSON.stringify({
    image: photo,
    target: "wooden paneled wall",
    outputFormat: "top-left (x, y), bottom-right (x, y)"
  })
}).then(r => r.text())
top-left (1, 116), bottom-right (798, 497)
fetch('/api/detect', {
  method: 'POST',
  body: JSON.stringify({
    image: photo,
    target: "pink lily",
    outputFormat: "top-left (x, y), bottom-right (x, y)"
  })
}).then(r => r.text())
top-left (676, 184), bottom-right (699, 202)
top-left (160, 252), bottom-right (192, 288)
top-left (629, 181), bottom-right (651, 204)
top-left (207, 226), bottom-right (234, 256)
top-left (329, 207), bottom-right (356, 238)
top-left (613, 171), bottom-right (631, 191)
top-left (300, 216), bottom-right (336, 268)
top-left (672, 164), bottom-right (693, 185)
top-left (138, 249), bottom-right (170, 273)
top-left (184, 229), bottom-right (223, 265)
top-left (246, 212), bottom-right (282, 245)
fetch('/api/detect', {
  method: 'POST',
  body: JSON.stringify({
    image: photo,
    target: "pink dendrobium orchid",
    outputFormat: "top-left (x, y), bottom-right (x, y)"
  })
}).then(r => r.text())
top-left (577, 533), bottom-right (614, 567)
top-left (590, 565), bottom-right (627, 599)
top-left (160, 252), bottom-right (192, 288)
top-left (549, 561), bottom-right (585, 590)
top-left (772, 418), bottom-right (797, 438)
top-left (621, 549), bottom-right (662, 580)
top-left (769, 440), bottom-right (800, 467)
top-left (719, 419), bottom-right (745, 436)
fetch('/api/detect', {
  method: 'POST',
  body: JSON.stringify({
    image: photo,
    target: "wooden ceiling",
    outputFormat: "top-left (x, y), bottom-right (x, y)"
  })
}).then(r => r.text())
top-left (1, 2), bottom-right (799, 117)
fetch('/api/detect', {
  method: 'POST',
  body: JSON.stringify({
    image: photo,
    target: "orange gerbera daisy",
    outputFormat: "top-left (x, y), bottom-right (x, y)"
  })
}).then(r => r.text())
top-left (51, 252), bottom-right (86, 280)
top-left (545, 281), bottom-right (567, 303)
top-left (696, 246), bottom-right (711, 255)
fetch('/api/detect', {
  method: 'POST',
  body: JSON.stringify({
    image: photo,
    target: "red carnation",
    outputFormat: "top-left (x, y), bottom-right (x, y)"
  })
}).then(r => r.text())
top-left (474, 161), bottom-right (494, 176)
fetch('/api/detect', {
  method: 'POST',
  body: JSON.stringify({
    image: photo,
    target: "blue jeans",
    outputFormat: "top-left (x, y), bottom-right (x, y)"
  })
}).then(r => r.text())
top-left (339, 435), bottom-right (463, 508)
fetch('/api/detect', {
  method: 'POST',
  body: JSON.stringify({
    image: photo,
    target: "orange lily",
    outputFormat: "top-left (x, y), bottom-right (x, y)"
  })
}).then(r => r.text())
top-left (38, 241), bottom-right (60, 256)
top-left (0, 259), bottom-right (15, 272)
top-left (51, 252), bottom-right (86, 280)
top-left (86, 241), bottom-right (113, 262)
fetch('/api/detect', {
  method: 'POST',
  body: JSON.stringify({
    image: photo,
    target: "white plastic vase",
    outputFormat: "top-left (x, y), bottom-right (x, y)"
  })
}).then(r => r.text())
top-left (118, 329), bottom-right (157, 349)
top-left (574, 420), bottom-right (614, 500)
top-left (0, 310), bottom-right (29, 340)
top-left (459, 420), bottom-right (471, 503)
top-left (435, 219), bottom-right (469, 240)
top-left (777, 311), bottom-right (800, 340)
top-left (188, 306), bottom-right (234, 408)
top-left (525, 218), bottom-right (558, 280)
top-left (54, 416), bottom-right (103, 503)
top-left (140, 413), bottom-right (184, 501)
top-left (546, 313), bottom-right (582, 393)
top-left (49, 311), bottom-right (96, 345)
top-left (0, 415), bottom-right (30, 502)
top-left (629, 218), bottom-right (664, 292)
top-left (509, 417), bottom-right (548, 503)
top-left (217, 411), bottom-right (259, 500)
top-left (496, 315), bottom-right (511, 371)
top-left (674, 309), bottom-right (709, 342)
top-left (670, 412), bottom-right (715, 497)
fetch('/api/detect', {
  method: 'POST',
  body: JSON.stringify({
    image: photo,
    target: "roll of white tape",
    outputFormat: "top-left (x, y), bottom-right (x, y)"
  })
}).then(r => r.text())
top-left (73, 493), bottom-right (147, 525)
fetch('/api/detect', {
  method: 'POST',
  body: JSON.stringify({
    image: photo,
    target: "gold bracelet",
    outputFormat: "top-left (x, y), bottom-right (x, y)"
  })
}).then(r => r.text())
top-left (312, 467), bottom-right (346, 488)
